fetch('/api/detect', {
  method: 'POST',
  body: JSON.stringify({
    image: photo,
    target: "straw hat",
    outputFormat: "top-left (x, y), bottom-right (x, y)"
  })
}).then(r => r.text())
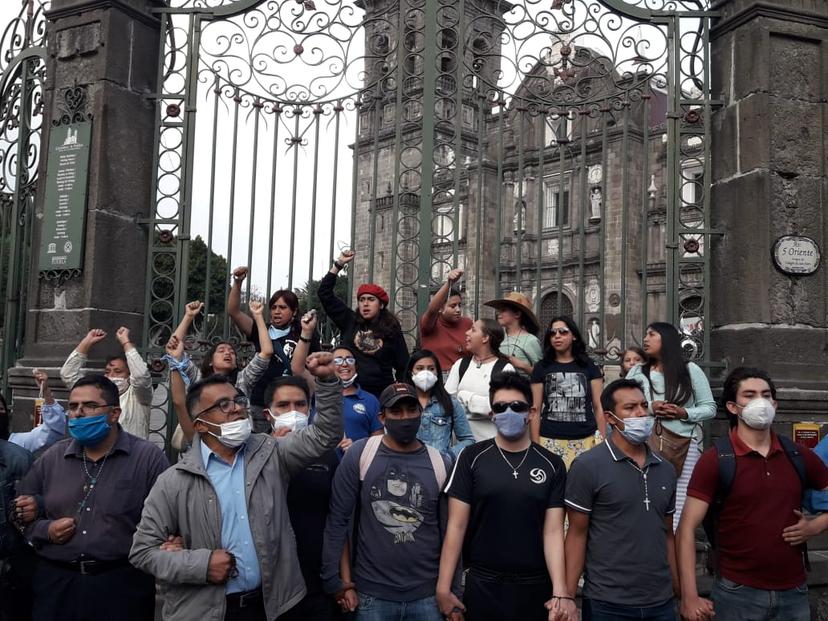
top-left (484, 291), bottom-right (540, 335)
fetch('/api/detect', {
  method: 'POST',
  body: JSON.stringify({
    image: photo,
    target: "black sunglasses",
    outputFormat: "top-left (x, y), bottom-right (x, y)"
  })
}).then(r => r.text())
top-left (491, 400), bottom-right (531, 414)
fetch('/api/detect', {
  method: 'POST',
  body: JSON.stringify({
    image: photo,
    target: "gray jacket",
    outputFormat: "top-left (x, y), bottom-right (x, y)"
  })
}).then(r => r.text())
top-left (129, 377), bottom-right (343, 621)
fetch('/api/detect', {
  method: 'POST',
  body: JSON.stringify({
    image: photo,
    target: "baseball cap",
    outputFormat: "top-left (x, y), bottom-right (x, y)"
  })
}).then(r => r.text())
top-left (379, 383), bottom-right (420, 409)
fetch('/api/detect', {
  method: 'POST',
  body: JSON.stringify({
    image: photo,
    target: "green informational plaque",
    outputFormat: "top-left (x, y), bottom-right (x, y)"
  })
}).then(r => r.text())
top-left (39, 121), bottom-right (92, 272)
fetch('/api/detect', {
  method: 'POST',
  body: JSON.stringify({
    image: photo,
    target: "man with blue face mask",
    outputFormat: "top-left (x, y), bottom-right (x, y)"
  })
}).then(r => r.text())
top-left (17, 375), bottom-right (169, 621)
top-left (678, 367), bottom-right (828, 621)
top-left (438, 372), bottom-right (572, 621)
top-left (564, 378), bottom-right (679, 621)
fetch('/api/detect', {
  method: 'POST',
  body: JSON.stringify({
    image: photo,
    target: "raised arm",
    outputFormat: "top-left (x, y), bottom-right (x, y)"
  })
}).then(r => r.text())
top-left (117, 327), bottom-right (154, 406)
top-left (166, 336), bottom-right (194, 442)
top-left (227, 266), bottom-right (254, 337)
top-left (319, 250), bottom-right (355, 330)
top-left (172, 301), bottom-right (204, 344)
top-left (235, 300), bottom-right (273, 398)
top-left (277, 352), bottom-right (344, 478)
top-left (60, 329), bottom-right (106, 387)
top-left (9, 370), bottom-right (66, 453)
top-left (422, 268), bottom-right (463, 335)
top-left (291, 310), bottom-right (318, 376)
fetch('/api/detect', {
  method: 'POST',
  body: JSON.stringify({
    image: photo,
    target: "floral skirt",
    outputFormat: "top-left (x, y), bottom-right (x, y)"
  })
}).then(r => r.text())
top-left (539, 431), bottom-right (604, 469)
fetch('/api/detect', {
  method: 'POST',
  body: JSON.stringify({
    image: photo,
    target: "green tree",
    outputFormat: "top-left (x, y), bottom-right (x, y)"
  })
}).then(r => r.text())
top-left (296, 273), bottom-right (350, 346)
top-left (186, 235), bottom-right (228, 314)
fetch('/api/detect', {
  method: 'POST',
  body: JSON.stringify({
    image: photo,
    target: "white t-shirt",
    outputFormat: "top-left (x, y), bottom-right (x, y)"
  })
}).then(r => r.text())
top-left (445, 358), bottom-right (515, 441)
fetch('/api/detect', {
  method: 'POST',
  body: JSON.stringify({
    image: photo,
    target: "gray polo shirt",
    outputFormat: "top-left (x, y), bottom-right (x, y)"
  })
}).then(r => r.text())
top-left (565, 436), bottom-right (676, 607)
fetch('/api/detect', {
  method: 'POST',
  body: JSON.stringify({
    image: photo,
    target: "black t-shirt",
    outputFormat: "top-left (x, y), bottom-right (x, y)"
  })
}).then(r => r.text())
top-left (286, 448), bottom-right (340, 595)
top-left (445, 439), bottom-right (566, 574)
top-left (531, 359), bottom-right (603, 440)
top-left (247, 321), bottom-right (320, 406)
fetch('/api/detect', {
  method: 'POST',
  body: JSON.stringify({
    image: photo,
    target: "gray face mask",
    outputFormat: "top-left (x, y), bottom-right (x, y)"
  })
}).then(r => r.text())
top-left (611, 413), bottom-right (655, 445)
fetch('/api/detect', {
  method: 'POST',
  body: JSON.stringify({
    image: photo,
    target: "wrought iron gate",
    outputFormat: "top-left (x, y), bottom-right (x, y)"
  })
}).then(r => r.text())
top-left (0, 0), bottom-right (48, 389)
top-left (145, 0), bottom-right (714, 366)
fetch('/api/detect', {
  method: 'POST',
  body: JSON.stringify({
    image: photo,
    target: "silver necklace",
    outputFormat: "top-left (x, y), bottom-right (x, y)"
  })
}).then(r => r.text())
top-left (625, 460), bottom-right (651, 511)
top-left (81, 448), bottom-right (112, 494)
top-left (496, 442), bottom-right (531, 480)
top-left (474, 354), bottom-right (496, 369)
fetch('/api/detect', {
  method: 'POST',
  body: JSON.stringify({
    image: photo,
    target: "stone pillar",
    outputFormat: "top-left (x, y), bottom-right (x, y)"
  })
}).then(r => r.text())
top-left (710, 0), bottom-right (828, 417)
top-left (9, 0), bottom-right (162, 429)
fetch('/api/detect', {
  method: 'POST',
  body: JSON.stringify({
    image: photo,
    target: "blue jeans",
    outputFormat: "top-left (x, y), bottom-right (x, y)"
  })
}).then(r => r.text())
top-left (583, 597), bottom-right (677, 620)
top-left (355, 592), bottom-right (442, 621)
top-left (710, 577), bottom-right (810, 621)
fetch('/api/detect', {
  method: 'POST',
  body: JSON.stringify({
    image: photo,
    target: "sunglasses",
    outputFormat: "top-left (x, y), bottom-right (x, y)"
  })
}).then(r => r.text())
top-left (491, 400), bottom-right (531, 414)
top-left (549, 327), bottom-right (571, 336)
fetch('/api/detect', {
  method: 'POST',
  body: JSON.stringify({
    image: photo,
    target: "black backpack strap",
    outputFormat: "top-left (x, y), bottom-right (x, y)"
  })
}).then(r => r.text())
top-left (703, 436), bottom-right (736, 574)
top-left (778, 435), bottom-right (811, 571)
top-left (492, 358), bottom-right (508, 379)
top-left (715, 436), bottom-right (737, 498)
top-left (458, 356), bottom-right (472, 382)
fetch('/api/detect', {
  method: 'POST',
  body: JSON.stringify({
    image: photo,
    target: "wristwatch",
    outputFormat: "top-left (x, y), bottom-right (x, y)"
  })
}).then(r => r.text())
top-left (333, 260), bottom-right (345, 270)
top-left (299, 335), bottom-right (312, 343)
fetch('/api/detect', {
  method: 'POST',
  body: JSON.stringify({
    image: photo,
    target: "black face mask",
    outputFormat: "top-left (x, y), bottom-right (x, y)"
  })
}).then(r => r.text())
top-left (384, 416), bottom-right (422, 445)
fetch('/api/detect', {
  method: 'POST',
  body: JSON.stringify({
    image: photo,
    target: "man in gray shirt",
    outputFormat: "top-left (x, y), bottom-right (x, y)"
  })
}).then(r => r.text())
top-left (564, 378), bottom-right (679, 620)
top-left (321, 383), bottom-right (453, 621)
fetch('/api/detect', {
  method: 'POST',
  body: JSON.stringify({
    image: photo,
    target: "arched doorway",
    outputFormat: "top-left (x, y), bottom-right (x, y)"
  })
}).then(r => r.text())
top-left (539, 291), bottom-right (574, 332)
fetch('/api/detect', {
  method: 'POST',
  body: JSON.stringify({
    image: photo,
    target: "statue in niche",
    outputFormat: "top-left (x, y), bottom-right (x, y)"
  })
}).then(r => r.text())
top-left (589, 187), bottom-right (602, 223)
top-left (587, 317), bottom-right (601, 349)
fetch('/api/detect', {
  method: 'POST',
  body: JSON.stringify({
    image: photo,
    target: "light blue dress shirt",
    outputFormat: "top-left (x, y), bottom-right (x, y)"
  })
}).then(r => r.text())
top-left (200, 441), bottom-right (262, 594)
top-left (9, 401), bottom-right (67, 453)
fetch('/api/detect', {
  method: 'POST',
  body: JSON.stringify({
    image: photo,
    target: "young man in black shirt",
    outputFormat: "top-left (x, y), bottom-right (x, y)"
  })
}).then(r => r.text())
top-left (437, 372), bottom-right (575, 621)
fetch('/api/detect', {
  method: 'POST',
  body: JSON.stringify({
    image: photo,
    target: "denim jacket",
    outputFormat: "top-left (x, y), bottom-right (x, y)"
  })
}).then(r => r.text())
top-left (417, 395), bottom-right (475, 458)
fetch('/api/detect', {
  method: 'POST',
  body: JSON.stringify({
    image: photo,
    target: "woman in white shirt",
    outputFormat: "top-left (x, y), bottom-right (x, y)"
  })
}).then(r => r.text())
top-left (445, 318), bottom-right (515, 440)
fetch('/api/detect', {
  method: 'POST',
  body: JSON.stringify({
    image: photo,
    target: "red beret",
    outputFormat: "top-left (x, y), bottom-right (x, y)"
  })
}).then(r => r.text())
top-left (357, 283), bottom-right (389, 306)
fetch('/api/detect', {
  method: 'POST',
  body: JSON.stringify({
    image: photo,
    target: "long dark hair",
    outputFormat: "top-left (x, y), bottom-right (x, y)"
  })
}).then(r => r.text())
top-left (405, 350), bottom-right (454, 418)
top-left (199, 340), bottom-right (240, 385)
top-left (478, 318), bottom-right (505, 358)
top-left (643, 322), bottom-right (692, 405)
top-left (268, 289), bottom-right (302, 338)
top-left (541, 315), bottom-right (592, 367)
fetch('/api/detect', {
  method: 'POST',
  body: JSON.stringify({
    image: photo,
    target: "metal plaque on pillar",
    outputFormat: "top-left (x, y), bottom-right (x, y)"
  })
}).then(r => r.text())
top-left (772, 235), bottom-right (821, 276)
top-left (39, 120), bottom-right (91, 273)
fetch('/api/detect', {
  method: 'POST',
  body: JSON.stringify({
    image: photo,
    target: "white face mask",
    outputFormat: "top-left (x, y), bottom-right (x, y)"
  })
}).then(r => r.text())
top-left (412, 370), bottom-right (438, 392)
top-left (270, 410), bottom-right (309, 433)
top-left (341, 373), bottom-right (358, 388)
top-left (738, 398), bottom-right (776, 430)
top-left (108, 376), bottom-right (129, 394)
top-left (198, 417), bottom-right (252, 448)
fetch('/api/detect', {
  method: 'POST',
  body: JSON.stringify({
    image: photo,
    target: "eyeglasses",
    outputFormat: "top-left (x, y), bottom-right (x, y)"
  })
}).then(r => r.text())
top-left (549, 327), bottom-right (571, 336)
top-left (67, 401), bottom-right (113, 415)
top-left (491, 400), bottom-right (531, 414)
top-left (195, 395), bottom-right (249, 418)
top-left (333, 356), bottom-right (356, 366)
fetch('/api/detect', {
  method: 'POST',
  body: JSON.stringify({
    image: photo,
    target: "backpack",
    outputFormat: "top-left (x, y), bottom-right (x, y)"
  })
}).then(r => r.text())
top-left (458, 356), bottom-right (509, 384)
top-left (703, 434), bottom-right (807, 573)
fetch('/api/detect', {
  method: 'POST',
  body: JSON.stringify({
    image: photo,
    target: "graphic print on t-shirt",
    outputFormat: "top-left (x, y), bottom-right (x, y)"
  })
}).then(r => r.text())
top-left (544, 372), bottom-right (588, 423)
top-left (355, 330), bottom-right (383, 355)
top-left (369, 462), bottom-right (425, 544)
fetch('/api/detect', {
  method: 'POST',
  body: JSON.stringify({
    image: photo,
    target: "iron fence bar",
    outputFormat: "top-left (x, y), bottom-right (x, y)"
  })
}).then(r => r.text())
top-left (577, 113), bottom-right (588, 329)
top-left (641, 91), bottom-right (651, 335)
top-left (620, 103), bottom-right (630, 350)
top-left (417, 0), bottom-right (439, 322)
top-left (556, 127), bottom-right (566, 316)
top-left (493, 96), bottom-right (506, 301)
top-left (598, 112), bottom-right (609, 355)
top-left (366, 81), bottom-right (383, 283)
top-left (515, 106), bottom-right (525, 293)
top-left (387, 0), bottom-right (409, 311)
top-left (328, 101), bottom-right (343, 267)
top-left (702, 14), bottom-right (713, 366)
top-left (347, 102), bottom-right (360, 305)
top-left (534, 110), bottom-right (546, 320)
top-left (203, 75), bottom-right (221, 324)
top-left (308, 104), bottom-right (322, 288)
top-left (244, 100), bottom-right (262, 306)
top-left (450, 0), bottom-right (465, 268)
top-left (665, 17), bottom-right (680, 326)
top-left (223, 85), bottom-right (242, 337)
top-left (473, 90), bottom-right (486, 315)
top-left (287, 107), bottom-right (301, 290)
top-left (266, 104), bottom-right (282, 297)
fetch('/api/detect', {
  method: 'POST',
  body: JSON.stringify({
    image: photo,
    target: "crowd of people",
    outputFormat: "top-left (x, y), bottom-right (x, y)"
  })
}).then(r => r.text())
top-left (1, 248), bottom-right (826, 621)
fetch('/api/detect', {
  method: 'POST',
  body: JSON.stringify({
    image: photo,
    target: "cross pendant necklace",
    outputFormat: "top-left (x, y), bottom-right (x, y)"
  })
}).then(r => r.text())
top-left (496, 442), bottom-right (530, 480)
top-left (626, 461), bottom-right (651, 511)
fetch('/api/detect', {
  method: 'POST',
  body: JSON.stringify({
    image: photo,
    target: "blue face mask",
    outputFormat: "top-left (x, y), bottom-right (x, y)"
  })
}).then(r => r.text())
top-left (68, 413), bottom-right (112, 446)
top-left (610, 413), bottom-right (654, 445)
top-left (492, 408), bottom-right (529, 440)
top-left (268, 326), bottom-right (291, 341)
